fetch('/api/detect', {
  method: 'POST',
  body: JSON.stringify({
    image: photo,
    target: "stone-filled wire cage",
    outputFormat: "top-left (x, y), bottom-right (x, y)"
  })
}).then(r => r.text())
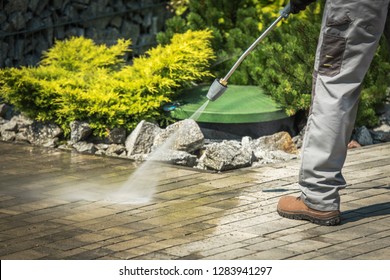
top-left (0, 0), bottom-right (171, 67)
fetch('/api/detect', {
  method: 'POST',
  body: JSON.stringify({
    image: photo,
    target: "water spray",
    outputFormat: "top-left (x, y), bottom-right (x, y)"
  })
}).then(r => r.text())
top-left (206, 3), bottom-right (291, 101)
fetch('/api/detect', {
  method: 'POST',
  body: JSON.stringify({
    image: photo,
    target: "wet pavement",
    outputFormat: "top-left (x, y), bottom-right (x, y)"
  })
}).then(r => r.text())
top-left (0, 141), bottom-right (389, 260)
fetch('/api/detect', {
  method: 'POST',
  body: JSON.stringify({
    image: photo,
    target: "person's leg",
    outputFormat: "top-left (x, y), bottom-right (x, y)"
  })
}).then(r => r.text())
top-left (278, 0), bottom-right (390, 225)
top-left (300, 0), bottom-right (390, 212)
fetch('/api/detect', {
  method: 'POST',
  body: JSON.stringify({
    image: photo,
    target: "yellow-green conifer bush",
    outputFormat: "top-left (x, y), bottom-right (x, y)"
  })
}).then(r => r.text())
top-left (0, 30), bottom-right (214, 137)
top-left (114, 29), bottom-right (214, 128)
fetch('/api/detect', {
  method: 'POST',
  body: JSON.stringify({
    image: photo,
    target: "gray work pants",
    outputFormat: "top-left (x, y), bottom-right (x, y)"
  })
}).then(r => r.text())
top-left (299, 0), bottom-right (390, 211)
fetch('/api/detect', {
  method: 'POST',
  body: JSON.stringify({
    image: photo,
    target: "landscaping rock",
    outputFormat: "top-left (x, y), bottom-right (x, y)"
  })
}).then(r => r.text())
top-left (373, 123), bottom-right (390, 133)
top-left (73, 141), bottom-right (97, 154)
top-left (58, 142), bottom-right (75, 151)
top-left (11, 114), bottom-right (33, 128)
top-left (377, 102), bottom-right (390, 124)
top-left (26, 121), bottom-right (63, 147)
top-left (1, 131), bottom-right (16, 142)
top-left (1, 119), bottom-right (18, 132)
top-left (197, 140), bottom-right (253, 171)
top-left (371, 130), bottom-right (390, 143)
top-left (353, 126), bottom-right (373, 146)
top-left (0, 103), bottom-right (11, 118)
top-left (292, 125), bottom-right (306, 149)
top-left (4, 100), bottom-right (390, 172)
top-left (95, 143), bottom-right (110, 155)
top-left (70, 121), bottom-right (92, 143)
top-left (252, 131), bottom-right (298, 155)
top-left (233, 131), bottom-right (299, 165)
top-left (15, 128), bottom-right (29, 143)
top-left (105, 127), bottom-right (127, 144)
top-left (125, 120), bottom-right (161, 156)
top-left (371, 124), bottom-right (390, 143)
top-left (96, 143), bottom-right (110, 150)
top-left (0, 115), bottom-right (34, 140)
top-left (153, 119), bottom-right (204, 153)
top-left (105, 144), bottom-right (126, 156)
top-left (42, 137), bottom-right (59, 148)
top-left (174, 119), bottom-right (204, 152)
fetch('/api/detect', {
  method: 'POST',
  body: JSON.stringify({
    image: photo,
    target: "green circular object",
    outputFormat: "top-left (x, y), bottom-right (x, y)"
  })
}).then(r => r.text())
top-left (170, 85), bottom-right (288, 123)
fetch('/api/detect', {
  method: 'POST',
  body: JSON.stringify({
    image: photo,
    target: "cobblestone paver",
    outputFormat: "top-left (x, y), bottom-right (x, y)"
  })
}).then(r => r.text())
top-left (0, 141), bottom-right (389, 259)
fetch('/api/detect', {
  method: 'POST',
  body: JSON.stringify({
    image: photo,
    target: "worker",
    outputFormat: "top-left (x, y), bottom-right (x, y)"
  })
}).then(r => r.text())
top-left (277, 0), bottom-right (390, 225)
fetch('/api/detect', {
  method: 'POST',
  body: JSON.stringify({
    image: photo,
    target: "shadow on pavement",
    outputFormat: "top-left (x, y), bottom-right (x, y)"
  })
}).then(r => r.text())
top-left (342, 202), bottom-right (390, 224)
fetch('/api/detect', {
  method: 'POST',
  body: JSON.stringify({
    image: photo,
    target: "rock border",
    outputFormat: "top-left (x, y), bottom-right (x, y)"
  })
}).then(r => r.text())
top-left (1, 101), bottom-right (390, 172)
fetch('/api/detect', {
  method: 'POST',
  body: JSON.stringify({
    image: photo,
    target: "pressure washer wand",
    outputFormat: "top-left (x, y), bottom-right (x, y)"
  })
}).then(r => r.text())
top-left (206, 3), bottom-right (291, 101)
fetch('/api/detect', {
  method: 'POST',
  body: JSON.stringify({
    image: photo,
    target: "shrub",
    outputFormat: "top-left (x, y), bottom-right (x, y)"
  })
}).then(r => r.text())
top-left (247, 8), bottom-right (321, 116)
top-left (157, 1), bottom-right (321, 84)
top-left (0, 30), bottom-right (214, 136)
top-left (158, 0), bottom-right (390, 127)
top-left (249, 8), bottom-right (390, 126)
top-left (157, 0), bottom-right (262, 83)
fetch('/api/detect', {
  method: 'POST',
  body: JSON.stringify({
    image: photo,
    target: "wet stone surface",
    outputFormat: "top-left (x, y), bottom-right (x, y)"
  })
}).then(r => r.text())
top-left (0, 141), bottom-right (390, 260)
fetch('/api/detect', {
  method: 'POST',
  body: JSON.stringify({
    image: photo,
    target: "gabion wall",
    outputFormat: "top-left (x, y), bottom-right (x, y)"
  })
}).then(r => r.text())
top-left (0, 0), bottom-right (170, 67)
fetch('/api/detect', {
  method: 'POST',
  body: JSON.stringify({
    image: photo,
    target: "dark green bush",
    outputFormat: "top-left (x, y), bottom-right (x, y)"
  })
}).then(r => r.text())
top-left (158, 0), bottom-right (261, 83)
top-left (249, 10), bottom-right (390, 126)
top-left (247, 8), bottom-right (321, 116)
top-left (159, 0), bottom-right (390, 127)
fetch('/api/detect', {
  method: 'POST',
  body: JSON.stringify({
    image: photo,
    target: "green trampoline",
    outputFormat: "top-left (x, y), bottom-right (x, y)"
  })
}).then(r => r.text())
top-left (169, 85), bottom-right (295, 139)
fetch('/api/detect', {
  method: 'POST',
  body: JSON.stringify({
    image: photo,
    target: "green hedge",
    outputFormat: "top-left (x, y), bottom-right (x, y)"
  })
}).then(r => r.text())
top-left (0, 30), bottom-right (214, 136)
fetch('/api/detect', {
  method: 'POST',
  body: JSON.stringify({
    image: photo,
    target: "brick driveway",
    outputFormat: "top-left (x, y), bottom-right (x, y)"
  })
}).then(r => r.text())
top-left (0, 141), bottom-right (389, 259)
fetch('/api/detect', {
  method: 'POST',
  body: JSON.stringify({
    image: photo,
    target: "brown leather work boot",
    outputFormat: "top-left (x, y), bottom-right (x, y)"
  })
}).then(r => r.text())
top-left (277, 196), bottom-right (341, 226)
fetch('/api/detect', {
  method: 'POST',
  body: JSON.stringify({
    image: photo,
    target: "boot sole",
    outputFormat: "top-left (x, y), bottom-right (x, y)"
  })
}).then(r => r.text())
top-left (277, 210), bottom-right (341, 226)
